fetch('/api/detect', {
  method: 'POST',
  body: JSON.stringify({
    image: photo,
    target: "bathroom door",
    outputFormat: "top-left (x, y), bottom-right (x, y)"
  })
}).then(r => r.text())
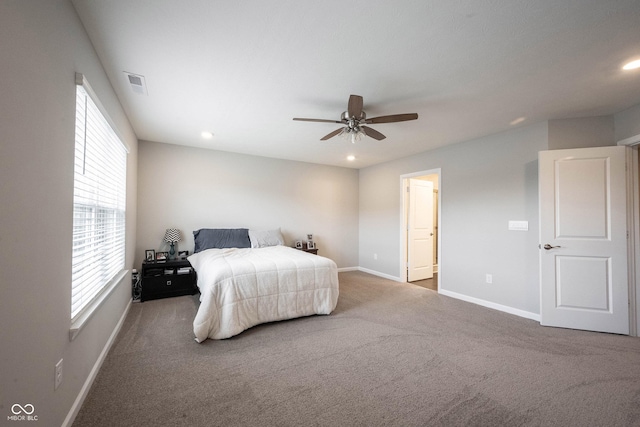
top-left (408, 179), bottom-right (434, 281)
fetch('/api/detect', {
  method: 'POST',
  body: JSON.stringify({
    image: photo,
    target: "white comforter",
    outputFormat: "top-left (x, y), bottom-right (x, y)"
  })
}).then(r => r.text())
top-left (188, 246), bottom-right (339, 343)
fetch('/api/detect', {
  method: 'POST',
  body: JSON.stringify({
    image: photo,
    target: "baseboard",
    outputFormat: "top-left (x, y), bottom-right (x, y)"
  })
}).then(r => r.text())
top-left (439, 289), bottom-right (541, 322)
top-left (356, 267), bottom-right (402, 282)
top-left (335, 267), bottom-right (540, 323)
top-left (337, 266), bottom-right (359, 273)
top-left (62, 299), bottom-right (132, 427)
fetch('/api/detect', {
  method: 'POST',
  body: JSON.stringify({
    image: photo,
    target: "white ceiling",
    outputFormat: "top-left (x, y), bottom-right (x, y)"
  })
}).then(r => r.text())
top-left (71, 0), bottom-right (640, 169)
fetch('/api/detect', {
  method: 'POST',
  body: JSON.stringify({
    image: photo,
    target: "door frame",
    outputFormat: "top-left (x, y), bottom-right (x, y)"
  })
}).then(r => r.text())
top-left (618, 133), bottom-right (640, 336)
top-left (399, 168), bottom-right (442, 287)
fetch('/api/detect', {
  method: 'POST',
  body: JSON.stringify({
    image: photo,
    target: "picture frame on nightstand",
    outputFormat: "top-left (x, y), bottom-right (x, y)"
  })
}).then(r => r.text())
top-left (156, 251), bottom-right (168, 262)
top-left (145, 249), bottom-right (155, 262)
top-left (306, 241), bottom-right (315, 250)
top-left (295, 240), bottom-right (303, 249)
top-left (178, 250), bottom-right (189, 259)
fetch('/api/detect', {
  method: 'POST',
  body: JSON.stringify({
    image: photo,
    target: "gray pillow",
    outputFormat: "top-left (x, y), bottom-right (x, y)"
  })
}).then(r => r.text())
top-left (249, 228), bottom-right (285, 248)
top-left (193, 228), bottom-right (251, 252)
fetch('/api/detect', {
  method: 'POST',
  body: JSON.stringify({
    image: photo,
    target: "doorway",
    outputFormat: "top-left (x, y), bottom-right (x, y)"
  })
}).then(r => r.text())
top-left (400, 169), bottom-right (441, 291)
top-left (617, 135), bottom-right (640, 336)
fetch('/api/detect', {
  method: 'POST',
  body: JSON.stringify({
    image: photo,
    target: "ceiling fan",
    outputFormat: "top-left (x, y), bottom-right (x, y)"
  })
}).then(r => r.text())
top-left (293, 94), bottom-right (418, 143)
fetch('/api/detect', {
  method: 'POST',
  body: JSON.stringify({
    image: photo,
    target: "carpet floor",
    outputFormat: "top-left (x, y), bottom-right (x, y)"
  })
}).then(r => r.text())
top-left (72, 271), bottom-right (640, 426)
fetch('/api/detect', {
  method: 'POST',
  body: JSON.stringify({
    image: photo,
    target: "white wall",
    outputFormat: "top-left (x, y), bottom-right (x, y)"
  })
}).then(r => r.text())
top-left (136, 140), bottom-right (359, 269)
top-left (360, 123), bottom-right (548, 315)
top-left (0, 1), bottom-right (137, 425)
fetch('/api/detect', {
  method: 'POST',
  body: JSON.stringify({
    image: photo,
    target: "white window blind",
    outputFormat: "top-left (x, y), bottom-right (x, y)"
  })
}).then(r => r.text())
top-left (72, 78), bottom-right (127, 320)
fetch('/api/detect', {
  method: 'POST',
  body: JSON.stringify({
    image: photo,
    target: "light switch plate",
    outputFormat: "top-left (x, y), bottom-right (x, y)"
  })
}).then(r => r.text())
top-left (508, 220), bottom-right (528, 231)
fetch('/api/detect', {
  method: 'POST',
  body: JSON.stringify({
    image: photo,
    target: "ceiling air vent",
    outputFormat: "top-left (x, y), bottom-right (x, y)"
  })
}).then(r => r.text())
top-left (124, 71), bottom-right (147, 95)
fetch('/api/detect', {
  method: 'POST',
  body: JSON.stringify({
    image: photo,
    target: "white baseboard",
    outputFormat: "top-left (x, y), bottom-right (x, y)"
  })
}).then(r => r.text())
top-left (356, 267), bottom-right (402, 282)
top-left (344, 267), bottom-right (540, 322)
top-left (439, 289), bottom-right (540, 322)
top-left (62, 299), bottom-right (132, 427)
top-left (337, 266), bottom-right (359, 273)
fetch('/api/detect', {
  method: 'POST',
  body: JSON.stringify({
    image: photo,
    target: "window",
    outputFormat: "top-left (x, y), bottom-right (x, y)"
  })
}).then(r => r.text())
top-left (72, 74), bottom-right (127, 321)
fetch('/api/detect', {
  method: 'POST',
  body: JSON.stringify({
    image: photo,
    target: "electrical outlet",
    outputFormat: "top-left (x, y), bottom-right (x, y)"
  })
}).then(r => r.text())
top-left (485, 274), bottom-right (493, 284)
top-left (55, 359), bottom-right (63, 390)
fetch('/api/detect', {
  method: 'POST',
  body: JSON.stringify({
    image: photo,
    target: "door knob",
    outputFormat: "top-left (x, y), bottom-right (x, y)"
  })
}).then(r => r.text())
top-left (543, 244), bottom-right (561, 250)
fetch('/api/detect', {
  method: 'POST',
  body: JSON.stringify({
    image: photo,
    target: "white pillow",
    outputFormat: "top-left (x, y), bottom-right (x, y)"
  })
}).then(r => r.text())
top-left (249, 228), bottom-right (285, 248)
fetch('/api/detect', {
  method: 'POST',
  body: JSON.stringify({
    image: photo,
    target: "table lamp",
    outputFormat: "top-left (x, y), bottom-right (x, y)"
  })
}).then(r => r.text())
top-left (164, 228), bottom-right (182, 260)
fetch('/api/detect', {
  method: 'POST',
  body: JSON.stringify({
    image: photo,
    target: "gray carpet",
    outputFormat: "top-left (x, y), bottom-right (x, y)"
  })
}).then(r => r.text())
top-left (73, 271), bottom-right (640, 426)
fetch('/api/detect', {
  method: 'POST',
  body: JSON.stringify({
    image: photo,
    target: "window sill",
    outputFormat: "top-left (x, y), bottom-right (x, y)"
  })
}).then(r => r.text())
top-left (69, 269), bottom-right (129, 341)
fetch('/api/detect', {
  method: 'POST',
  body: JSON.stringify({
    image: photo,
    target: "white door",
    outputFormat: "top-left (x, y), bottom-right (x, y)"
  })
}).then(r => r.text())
top-left (539, 146), bottom-right (629, 334)
top-left (408, 179), bottom-right (434, 281)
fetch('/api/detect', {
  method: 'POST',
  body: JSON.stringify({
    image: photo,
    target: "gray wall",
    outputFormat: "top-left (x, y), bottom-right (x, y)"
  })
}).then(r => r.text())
top-left (358, 115), bottom-right (623, 317)
top-left (615, 102), bottom-right (640, 142)
top-left (548, 116), bottom-right (614, 150)
top-left (136, 141), bottom-right (359, 269)
top-left (0, 1), bottom-right (137, 425)
top-left (359, 122), bottom-right (548, 315)
top-left (1, 1), bottom-right (638, 423)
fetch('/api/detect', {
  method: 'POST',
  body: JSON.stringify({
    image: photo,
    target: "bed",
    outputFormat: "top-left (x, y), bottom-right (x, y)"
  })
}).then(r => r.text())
top-left (187, 228), bottom-right (339, 343)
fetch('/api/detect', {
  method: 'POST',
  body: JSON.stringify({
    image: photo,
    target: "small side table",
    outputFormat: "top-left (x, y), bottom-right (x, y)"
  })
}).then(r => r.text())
top-left (296, 246), bottom-right (318, 255)
top-left (141, 258), bottom-right (197, 302)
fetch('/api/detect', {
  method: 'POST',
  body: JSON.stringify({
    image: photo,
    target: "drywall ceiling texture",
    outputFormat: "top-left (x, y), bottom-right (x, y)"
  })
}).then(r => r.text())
top-left (135, 141), bottom-right (359, 269)
top-left (71, 0), bottom-right (640, 168)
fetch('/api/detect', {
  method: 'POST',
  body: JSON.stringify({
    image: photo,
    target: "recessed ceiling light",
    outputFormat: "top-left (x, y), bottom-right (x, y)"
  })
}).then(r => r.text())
top-left (510, 117), bottom-right (526, 126)
top-left (623, 59), bottom-right (640, 70)
top-left (347, 155), bottom-right (356, 161)
top-left (201, 131), bottom-right (214, 139)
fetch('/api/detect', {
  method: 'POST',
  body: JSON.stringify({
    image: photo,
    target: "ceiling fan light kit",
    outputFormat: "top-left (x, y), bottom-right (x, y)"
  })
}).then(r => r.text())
top-left (339, 127), bottom-right (365, 144)
top-left (293, 95), bottom-right (418, 143)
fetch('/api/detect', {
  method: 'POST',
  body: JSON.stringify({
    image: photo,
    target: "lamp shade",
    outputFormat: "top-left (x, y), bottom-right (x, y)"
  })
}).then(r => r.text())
top-left (164, 228), bottom-right (182, 243)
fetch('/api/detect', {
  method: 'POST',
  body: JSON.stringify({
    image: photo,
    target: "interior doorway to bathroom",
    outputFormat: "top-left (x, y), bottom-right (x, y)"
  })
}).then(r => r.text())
top-left (400, 169), bottom-right (440, 291)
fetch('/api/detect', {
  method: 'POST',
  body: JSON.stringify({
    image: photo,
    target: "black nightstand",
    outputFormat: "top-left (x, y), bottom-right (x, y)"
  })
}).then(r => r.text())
top-left (296, 246), bottom-right (318, 255)
top-left (141, 258), bottom-right (197, 302)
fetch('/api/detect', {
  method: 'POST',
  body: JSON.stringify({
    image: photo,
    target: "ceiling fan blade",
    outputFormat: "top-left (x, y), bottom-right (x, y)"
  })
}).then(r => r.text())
top-left (293, 118), bottom-right (342, 123)
top-left (320, 128), bottom-right (345, 141)
top-left (362, 126), bottom-right (386, 141)
top-left (364, 113), bottom-right (418, 124)
top-left (347, 94), bottom-right (364, 119)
